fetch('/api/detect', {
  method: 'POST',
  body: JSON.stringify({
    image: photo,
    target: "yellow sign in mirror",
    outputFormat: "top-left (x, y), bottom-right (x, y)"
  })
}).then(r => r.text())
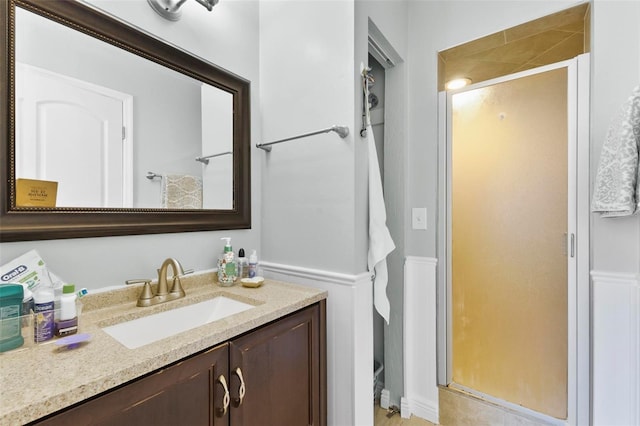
top-left (16, 179), bottom-right (58, 207)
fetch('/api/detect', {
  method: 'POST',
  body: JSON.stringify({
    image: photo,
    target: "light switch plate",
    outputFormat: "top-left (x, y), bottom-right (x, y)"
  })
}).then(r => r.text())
top-left (412, 208), bottom-right (427, 230)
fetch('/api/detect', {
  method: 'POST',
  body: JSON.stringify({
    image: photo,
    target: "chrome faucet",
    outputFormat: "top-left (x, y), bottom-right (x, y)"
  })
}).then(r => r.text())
top-left (126, 258), bottom-right (189, 307)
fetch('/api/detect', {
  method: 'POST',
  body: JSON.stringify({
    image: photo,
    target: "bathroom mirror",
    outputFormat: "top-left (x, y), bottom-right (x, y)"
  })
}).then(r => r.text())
top-left (1, 0), bottom-right (251, 242)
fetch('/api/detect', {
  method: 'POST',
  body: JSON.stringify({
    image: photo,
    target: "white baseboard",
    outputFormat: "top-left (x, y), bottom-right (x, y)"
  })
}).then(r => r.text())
top-left (260, 261), bottom-right (372, 426)
top-left (400, 397), bottom-right (411, 419)
top-left (591, 270), bottom-right (639, 426)
top-left (381, 388), bottom-right (391, 409)
top-left (407, 396), bottom-right (439, 424)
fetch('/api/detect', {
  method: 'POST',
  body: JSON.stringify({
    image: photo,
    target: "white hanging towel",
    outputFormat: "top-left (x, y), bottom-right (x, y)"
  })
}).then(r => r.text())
top-left (363, 64), bottom-right (395, 324)
top-left (161, 174), bottom-right (203, 209)
top-left (592, 85), bottom-right (640, 217)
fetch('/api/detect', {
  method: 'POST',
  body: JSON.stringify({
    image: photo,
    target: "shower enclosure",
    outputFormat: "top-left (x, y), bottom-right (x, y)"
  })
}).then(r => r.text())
top-left (437, 56), bottom-right (590, 425)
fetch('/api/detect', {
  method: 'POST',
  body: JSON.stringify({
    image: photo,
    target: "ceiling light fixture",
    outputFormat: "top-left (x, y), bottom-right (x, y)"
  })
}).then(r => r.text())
top-left (148, 0), bottom-right (219, 21)
top-left (445, 77), bottom-right (472, 90)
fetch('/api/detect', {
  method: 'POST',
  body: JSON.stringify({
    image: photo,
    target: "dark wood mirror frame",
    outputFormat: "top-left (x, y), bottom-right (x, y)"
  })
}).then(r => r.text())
top-left (1, 0), bottom-right (251, 242)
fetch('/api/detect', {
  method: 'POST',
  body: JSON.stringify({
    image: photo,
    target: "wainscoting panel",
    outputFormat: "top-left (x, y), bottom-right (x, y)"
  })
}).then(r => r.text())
top-left (260, 261), bottom-right (373, 426)
top-left (591, 271), bottom-right (639, 426)
top-left (403, 256), bottom-right (439, 423)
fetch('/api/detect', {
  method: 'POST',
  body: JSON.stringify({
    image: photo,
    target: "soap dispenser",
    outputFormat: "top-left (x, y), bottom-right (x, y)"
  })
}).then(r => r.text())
top-left (217, 237), bottom-right (237, 286)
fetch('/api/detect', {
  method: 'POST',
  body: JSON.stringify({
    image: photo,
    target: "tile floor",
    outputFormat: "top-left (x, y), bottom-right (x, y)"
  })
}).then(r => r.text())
top-left (438, 387), bottom-right (549, 426)
top-left (375, 387), bottom-right (551, 426)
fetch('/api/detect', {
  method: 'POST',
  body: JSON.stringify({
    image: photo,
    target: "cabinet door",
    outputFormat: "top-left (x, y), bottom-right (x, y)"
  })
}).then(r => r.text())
top-left (229, 302), bottom-right (326, 426)
top-left (37, 343), bottom-right (230, 426)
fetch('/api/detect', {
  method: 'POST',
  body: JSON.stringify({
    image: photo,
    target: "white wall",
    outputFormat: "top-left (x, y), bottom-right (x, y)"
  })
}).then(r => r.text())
top-left (590, 1), bottom-right (640, 424)
top-left (0, 0), bottom-right (261, 290)
top-left (259, 0), bottom-right (357, 274)
top-left (590, 1), bottom-right (640, 274)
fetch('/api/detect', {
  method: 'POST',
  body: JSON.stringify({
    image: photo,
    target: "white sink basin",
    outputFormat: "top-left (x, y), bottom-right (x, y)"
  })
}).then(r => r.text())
top-left (102, 296), bottom-right (254, 349)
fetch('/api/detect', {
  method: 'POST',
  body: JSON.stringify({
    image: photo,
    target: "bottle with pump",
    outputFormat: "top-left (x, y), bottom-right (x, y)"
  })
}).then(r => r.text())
top-left (217, 237), bottom-right (237, 286)
top-left (248, 250), bottom-right (258, 278)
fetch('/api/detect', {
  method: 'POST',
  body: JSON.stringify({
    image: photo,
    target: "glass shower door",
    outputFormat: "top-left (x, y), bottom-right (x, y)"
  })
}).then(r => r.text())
top-left (450, 67), bottom-right (568, 419)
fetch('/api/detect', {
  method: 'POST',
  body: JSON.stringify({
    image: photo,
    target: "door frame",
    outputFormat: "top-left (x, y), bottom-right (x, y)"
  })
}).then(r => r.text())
top-left (436, 54), bottom-right (590, 425)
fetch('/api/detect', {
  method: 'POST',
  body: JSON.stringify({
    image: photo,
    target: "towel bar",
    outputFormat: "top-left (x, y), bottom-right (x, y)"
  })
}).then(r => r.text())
top-left (195, 151), bottom-right (232, 165)
top-left (256, 125), bottom-right (349, 152)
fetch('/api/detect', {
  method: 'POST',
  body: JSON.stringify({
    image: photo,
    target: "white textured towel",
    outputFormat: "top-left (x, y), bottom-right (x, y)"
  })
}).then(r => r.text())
top-left (161, 174), bottom-right (203, 209)
top-left (592, 85), bottom-right (640, 217)
top-left (364, 65), bottom-right (395, 324)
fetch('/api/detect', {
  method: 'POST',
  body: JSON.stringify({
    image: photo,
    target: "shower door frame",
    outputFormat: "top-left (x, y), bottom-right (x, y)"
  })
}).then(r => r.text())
top-left (436, 54), bottom-right (591, 425)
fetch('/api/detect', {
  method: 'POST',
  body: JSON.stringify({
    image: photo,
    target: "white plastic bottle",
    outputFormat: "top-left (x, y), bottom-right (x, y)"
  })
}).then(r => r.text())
top-left (56, 284), bottom-right (78, 337)
top-left (60, 284), bottom-right (77, 320)
top-left (33, 287), bottom-right (54, 342)
top-left (248, 250), bottom-right (258, 278)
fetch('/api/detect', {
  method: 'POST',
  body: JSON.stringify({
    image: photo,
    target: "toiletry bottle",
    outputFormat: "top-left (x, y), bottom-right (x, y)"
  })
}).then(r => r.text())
top-left (20, 283), bottom-right (33, 327)
top-left (52, 280), bottom-right (63, 321)
top-left (33, 287), bottom-right (55, 342)
top-left (248, 250), bottom-right (258, 278)
top-left (0, 284), bottom-right (24, 352)
top-left (237, 248), bottom-right (248, 279)
top-left (218, 237), bottom-right (236, 285)
top-left (55, 284), bottom-right (78, 337)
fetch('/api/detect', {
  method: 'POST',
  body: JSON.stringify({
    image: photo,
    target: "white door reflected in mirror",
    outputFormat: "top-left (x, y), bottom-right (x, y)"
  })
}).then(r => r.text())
top-left (14, 7), bottom-right (235, 210)
top-left (16, 63), bottom-right (132, 208)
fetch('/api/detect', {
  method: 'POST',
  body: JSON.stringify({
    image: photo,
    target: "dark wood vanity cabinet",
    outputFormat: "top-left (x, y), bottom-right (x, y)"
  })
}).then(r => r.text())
top-left (229, 302), bottom-right (325, 426)
top-left (35, 302), bottom-right (326, 426)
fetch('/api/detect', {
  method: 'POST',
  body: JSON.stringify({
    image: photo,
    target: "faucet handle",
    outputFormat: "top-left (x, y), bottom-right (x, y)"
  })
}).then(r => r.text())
top-left (126, 279), bottom-right (154, 307)
top-left (170, 275), bottom-right (186, 298)
top-left (126, 279), bottom-right (150, 285)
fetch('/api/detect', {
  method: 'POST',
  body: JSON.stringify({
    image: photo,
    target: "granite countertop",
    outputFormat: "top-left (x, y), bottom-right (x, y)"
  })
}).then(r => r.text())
top-left (0, 271), bottom-right (327, 425)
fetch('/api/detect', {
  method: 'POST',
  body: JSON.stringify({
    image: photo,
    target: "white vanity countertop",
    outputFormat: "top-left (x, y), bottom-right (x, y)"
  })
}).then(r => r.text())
top-left (0, 272), bottom-right (327, 425)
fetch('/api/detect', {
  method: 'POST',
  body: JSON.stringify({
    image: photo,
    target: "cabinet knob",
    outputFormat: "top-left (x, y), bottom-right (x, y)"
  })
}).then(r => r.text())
top-left (217, 375), bottom-right (230, 416)
top-left (233, 367), bottom-right (246, 407)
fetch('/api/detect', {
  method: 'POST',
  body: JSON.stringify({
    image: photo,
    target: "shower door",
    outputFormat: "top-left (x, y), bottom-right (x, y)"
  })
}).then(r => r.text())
top-left (446, 64), bottom-right (575, 420)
